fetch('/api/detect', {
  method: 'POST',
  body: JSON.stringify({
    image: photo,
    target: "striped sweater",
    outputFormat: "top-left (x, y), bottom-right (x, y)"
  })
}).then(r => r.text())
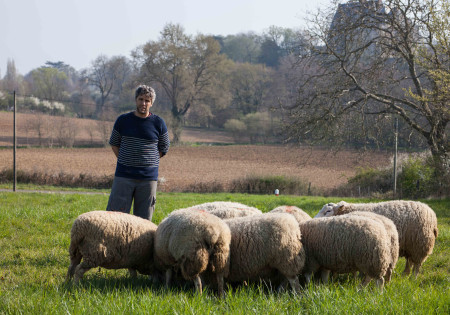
top-left (109, 111), bottom-right (170, 180)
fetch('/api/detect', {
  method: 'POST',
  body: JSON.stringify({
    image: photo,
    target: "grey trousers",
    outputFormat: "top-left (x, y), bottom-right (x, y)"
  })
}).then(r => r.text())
top-left (106, 176), bottom-right (157, 221)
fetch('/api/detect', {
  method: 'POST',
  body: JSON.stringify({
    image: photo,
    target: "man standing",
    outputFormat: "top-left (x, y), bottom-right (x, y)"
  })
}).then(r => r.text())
top-left (107, 85), bottom-right (170, 221)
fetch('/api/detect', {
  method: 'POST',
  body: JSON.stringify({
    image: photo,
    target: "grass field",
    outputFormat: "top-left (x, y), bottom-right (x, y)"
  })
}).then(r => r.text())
top-left (0, 191), bottom-right (448, 314)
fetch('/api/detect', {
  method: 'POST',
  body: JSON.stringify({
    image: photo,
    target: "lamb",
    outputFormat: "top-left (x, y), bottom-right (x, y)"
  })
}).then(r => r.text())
top-left (188, 201), bottom-right (262, 219)
top-left (66, 210), bottom-right (158, 284)
top-left (315, 200), bottom-right (438, 276)
top-left (299, 215), bottom-right (392, 292)
top-left (154, 208), bottom-right (231, 296)
top-left (223, 213), bottom-right (305, 293)
top-left (269, 205), bottom-right (312, 223)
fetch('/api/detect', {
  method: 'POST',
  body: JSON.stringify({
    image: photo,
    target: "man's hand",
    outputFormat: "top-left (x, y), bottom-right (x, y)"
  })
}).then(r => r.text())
top-left (112, 146), bottom-right (120, 158)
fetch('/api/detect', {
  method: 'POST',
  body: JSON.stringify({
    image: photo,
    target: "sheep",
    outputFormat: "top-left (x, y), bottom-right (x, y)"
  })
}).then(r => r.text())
top-left (154, 208), bottom-right (231, 296)
top-left (66, 210), bottom-right (158, 284)
top-left (299, 215), bottom-right (391, 292)
top-left (315, 200), bottom-right (438, 277)
top-left (339, 211), bottom-right (399, 283)
top-left (188, 201), bottom-right (262, 219)
top-left (223, 213), bottom-right (305, 293)
top-left (269, 205), bottom-right (312, 223)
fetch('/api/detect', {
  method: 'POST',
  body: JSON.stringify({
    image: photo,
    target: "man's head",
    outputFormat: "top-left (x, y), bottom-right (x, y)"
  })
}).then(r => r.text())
top-left (135, 85), bottom-right (156, 103)
top-left (134, 85), bottom-right (156, 118)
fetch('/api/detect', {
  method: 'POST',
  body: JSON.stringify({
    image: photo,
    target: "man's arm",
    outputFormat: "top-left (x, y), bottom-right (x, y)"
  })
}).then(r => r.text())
top-left (111, 145), bottom-right (119, 158)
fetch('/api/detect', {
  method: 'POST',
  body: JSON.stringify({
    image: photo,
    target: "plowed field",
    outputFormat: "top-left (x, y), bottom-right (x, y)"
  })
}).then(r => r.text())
top-left (0, 146), bottom-right (391, 192)
top-left (0, 112), bottom-right (392, 192)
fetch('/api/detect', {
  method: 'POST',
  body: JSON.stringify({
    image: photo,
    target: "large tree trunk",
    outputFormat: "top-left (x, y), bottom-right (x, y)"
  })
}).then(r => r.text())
top-left (171, 113), bottom-right (184, 144)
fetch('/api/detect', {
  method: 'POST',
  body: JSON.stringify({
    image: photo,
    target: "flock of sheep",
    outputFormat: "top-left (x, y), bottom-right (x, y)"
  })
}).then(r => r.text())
top-left (65, 200), bottom-right (438, 296)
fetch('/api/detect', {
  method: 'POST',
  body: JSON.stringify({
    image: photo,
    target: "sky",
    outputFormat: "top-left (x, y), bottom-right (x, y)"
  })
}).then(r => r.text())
top-left (0, 0), bottom-right (328, 76)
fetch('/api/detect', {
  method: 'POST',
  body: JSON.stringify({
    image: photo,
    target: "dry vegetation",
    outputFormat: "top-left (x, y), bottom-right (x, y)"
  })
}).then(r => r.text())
top-left (0, 112), bottom-right (392, 192)
top-left (0, 112), bottom-right (233, 147)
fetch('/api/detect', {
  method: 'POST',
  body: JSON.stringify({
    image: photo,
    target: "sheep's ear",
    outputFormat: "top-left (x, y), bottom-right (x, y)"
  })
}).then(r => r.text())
top-left (334, 204), bottom-right (346, 215)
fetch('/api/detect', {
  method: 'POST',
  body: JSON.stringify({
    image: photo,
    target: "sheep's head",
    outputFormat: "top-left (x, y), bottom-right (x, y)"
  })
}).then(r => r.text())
top-left (314, 203), bottom-right (337, 217)
top-left (314, 201), bottom-right (349, 217)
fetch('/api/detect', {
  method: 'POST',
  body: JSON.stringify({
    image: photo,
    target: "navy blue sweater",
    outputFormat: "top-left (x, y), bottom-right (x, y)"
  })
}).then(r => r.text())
top-left (109, 112), bottom-right (170, 180)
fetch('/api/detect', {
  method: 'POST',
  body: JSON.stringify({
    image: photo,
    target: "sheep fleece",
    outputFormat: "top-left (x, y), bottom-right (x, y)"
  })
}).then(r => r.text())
top-left (341, 211), bottom-right (399, 279)
top-left (189, 201), bottom-right (262, 219)
top-left (270, 205), bottom-right (312, 223)
top-left (224, 213), bottom-right (305, 282)
top-left (154, 208), bottom-right (231, 280)
top-left (299, 216), bottom-right (391, 279)
top-left (68, 210), bottom-right (157, 274)
top-left (336, 200), bottom-right (438, 266)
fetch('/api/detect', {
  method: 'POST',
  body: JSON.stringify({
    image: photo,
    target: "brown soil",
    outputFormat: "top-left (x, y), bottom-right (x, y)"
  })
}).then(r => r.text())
top-left (0, 146), bottom-right (391, 191)
top-left (0, 112), bottom-right (392, 191)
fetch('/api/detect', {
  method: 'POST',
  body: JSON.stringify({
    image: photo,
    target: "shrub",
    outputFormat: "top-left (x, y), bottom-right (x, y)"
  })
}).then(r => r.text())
top-left (224, 119), bottom-right (247, 143)
top-left (330, 167), bottom-right (393, 198)
top-left (332, 153), bottom-right (450, 199)
top-left (398, 155), bottom-right (449, 198)
top-left (0, 168), bottom-right (113, 189)
top-left (0, 91), bottom-right (13, 110)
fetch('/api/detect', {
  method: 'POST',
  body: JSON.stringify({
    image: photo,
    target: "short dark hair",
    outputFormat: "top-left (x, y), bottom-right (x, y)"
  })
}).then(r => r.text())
top-left (135, 85), bottom-right (156, 103)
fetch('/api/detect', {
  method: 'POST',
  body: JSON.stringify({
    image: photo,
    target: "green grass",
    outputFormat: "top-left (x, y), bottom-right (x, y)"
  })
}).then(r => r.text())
top-left (0, 192), bottom-right (449, 314)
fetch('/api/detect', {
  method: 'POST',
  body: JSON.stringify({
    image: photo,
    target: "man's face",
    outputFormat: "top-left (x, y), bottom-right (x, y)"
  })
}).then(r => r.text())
top-left (135, 94), bottom-right (153, 117)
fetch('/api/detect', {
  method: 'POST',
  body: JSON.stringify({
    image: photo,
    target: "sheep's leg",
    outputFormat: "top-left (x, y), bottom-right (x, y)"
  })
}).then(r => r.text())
top-left (331, 271), bottom-right (337, 281)
top-left (320, 269), bottom-right (330, 284)
top-left (73, 261), bottom-right (95, 284)
top-left (165, 269), bottom-right (173, 288)
top-left (193, 275), bottom-right (203, 294)
top-left (304, 272), bottom-right (313, 284)
top-left (403, 258), bottom-right (412, 276)
top-left (277, 279), bottom-right (289, 292)
top-left (128, 268), bottom-right (137, 278)
top-left (412, 261), bottom-right (423, 278)
top-left (358, 274), bottom-right (372, 291)
top-left (375, 277), bottom-right (384, 293)
top-left (286, 275), bottom-right (301, 293)
top-left (66, 252), bottom-right (82, 281)
top-left (216, 272), bottom-right (225, 298)
top-left (385, 265), bottom-right (393, 283)
top-left (66, 263), bottom-right (78, 281)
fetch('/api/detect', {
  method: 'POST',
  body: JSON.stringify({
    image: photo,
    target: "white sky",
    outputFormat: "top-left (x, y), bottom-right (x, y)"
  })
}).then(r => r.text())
top-left (0, 0), bottom-right (328, 75)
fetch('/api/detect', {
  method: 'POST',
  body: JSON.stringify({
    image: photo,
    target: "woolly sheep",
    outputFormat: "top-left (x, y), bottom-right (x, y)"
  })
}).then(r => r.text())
top-left (154, 208), bottom-right (231, 296)
top-left (66, 211), bottom-right (158, 284)
top-left (299, 215), bottom-right (391, 292)
top-left (319, 211), bottom-right (400, 284)
top-left (315, 200), bottom-right (438, 276)
top-left (188, 201), bottom-right (262, 219)
top-left (269, 205), bottom-right (312, 223)
top-left (223, 213), bottom-right (305, 293)
top-left (340, 211), bottom-right (399, 283)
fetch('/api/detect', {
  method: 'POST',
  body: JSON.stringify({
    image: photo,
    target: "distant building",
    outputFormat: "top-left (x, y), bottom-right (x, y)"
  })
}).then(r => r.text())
top-left (328, 0), bottom-right (388, 57)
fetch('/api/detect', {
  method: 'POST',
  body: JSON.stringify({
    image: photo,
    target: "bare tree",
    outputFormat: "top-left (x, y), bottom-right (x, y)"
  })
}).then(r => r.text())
top-left (282, 0), bottom-right (449, 166)
top-left (84, 55), bottom-right (131, 116)
top-left (2, 59), bottom-right (24, 93)
top-left (56, 117), bottom-right (78, 148)
top-left (96, 111), bottom-right (115, 147)
top-left (133, 23), bottom-right (228, 143)
top-left (27, 113), bottom-right (49, 146)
